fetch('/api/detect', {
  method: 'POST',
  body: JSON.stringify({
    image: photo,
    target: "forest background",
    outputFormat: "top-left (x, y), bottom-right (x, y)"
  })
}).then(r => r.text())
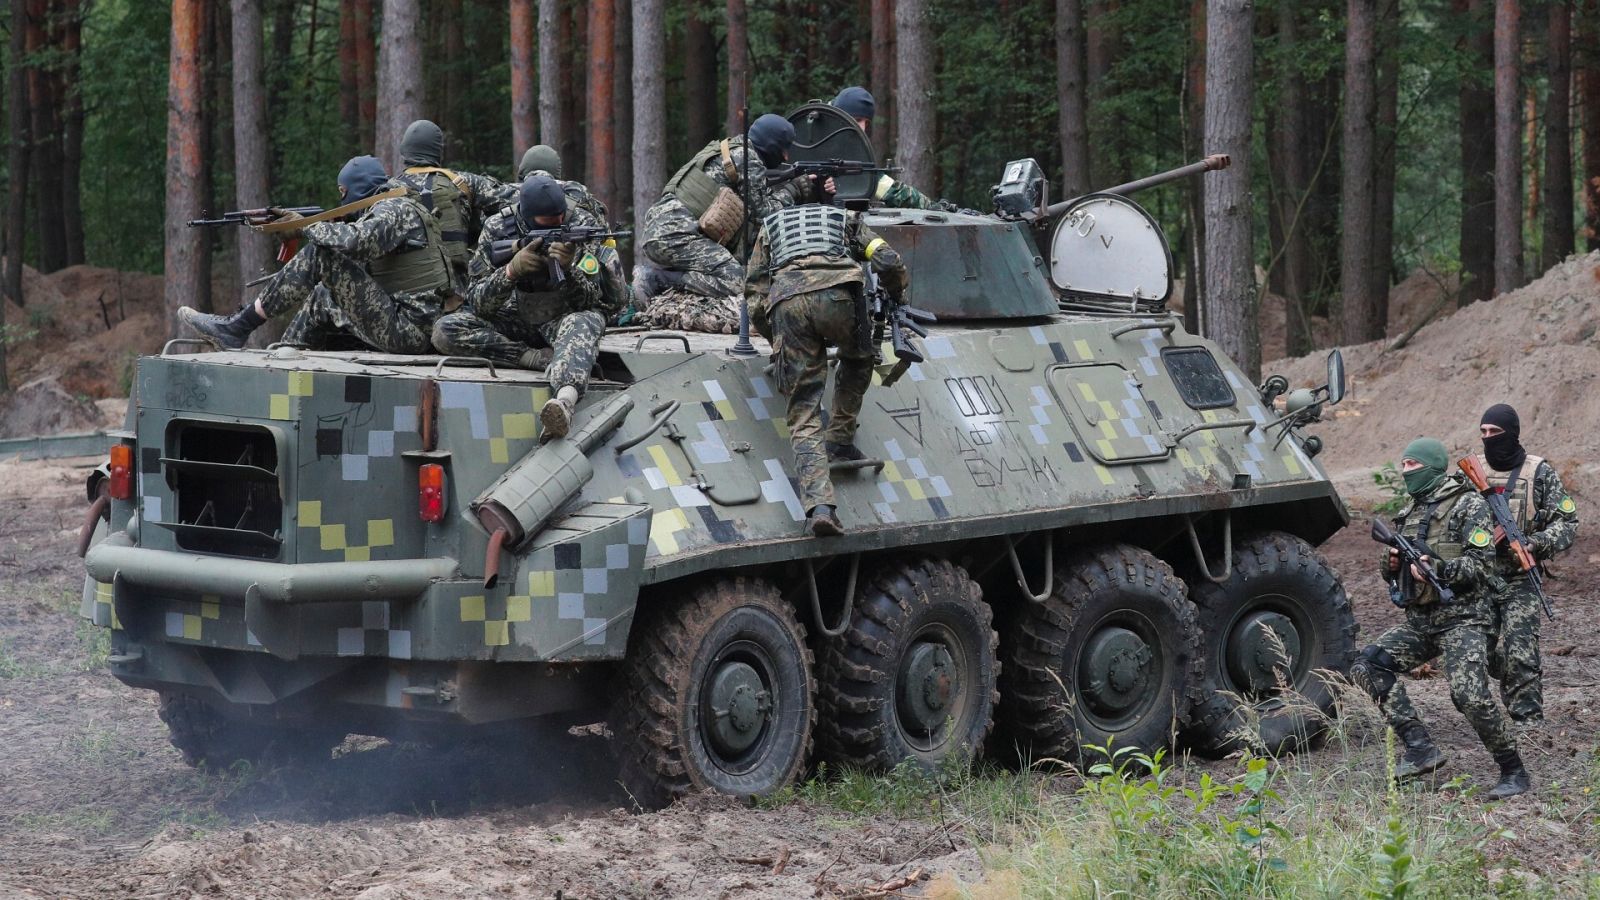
top-left (0, 0), bottom-right (1596, 390)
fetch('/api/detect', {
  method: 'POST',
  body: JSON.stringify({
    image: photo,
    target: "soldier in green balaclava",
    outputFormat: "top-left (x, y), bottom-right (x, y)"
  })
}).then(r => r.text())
top-left (1350, 437), bottom-right (1529, 800)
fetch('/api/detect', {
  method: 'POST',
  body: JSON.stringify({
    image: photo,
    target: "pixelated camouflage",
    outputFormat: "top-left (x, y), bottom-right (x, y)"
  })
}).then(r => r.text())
top-left (487, 173), bottom-right (611, 226)
top-left (873, 175), bottom-right (957, 212)
top-left (1363, 619), bottom-right (1513, 754)
top-left (640, 287), bottom-right (741, 334)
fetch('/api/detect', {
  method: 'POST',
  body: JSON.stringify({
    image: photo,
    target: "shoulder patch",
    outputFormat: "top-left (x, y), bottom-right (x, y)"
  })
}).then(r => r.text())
top-left (1468, 527), bottom-right (1493, 548)
top-left (577, 253), bottom-right (600, 276)
top-left (1559, 495), bottom-right (1576, 515)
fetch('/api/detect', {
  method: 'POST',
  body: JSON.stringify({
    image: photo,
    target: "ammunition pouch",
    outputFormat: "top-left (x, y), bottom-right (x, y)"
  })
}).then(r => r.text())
top-left (663, 138), bottom-right (741, 218)
top-left (697, 187), bottom-right (745, 246)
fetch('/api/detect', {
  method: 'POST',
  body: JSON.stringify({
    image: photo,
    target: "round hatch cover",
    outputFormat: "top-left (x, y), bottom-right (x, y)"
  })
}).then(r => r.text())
top-left (1047, 193), bottom-right (1172, 303)
top-left (786, 101), bottom-right (878, 201)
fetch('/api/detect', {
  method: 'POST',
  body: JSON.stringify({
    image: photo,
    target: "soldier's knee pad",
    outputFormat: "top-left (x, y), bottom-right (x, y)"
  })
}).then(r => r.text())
top-left (1350, 645), bottom-right (1399, 699)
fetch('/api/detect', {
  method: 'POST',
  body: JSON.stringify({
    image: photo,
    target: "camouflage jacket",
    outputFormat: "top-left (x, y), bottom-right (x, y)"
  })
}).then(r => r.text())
top-left (304, 189), bottom-right (433, 263)
top-left (871, 175), bottom-right (957, 212)
top-left (464, 206), bottom-right (611, 324)
top-left (487, 174), bottom-right (611, 225)
top-left (1380, 477), bottom-right (1499, 627)
top-left (1479, 455), bottom-right (1579, 570)
top-left (744, 213), bottom-right (905, 311)
top-left (694, 137), bottom-right (807, 223)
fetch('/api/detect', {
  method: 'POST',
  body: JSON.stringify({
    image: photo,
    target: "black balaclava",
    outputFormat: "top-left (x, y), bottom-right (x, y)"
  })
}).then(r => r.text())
top-left (832, 86), bottom-right (875, 121)
top-left (400, 119), bottom-right (445, 167)
top-left (747, 114), bottom-right (795, 168)
top-left (338, 155), bottom-right (389, 203)
top-left (1481, 403), bottom-right (1526, 471)
top-left (517, 174), bottom-right (567, 230)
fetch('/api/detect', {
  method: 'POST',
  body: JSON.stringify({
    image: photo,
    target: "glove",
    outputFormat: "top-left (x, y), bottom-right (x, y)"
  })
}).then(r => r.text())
top-left (547, 241), bottom-right (577, 269)
top-left (506, 241), bottom-right (546, 281)
top-left (265, 209), bottom-right (305, 237)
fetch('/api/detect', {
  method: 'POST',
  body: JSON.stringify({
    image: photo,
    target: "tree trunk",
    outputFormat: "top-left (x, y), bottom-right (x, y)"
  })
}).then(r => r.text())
top-left (1182, 0), bottom-right (1206, 335)
top-left (376, 0), bottom-right (425, 175)
top-left (538, 0), bottom-right (561, 153)
top-left (354, 0), bottom-right (376, 149)
top-left (59, 0), bottom-right (85, 267)
top-left (683, 1), bottom-right (718, 153)
top-left (896, 0), bottom-right (936, 193)
top-left (1494, 0), bottom-right (1524, 294)
top-left (726, 0), bottom-right (749, 136)
top-left (586, 1), bottom-right (616, 221)
top-left (27, 0), bottom-right (66, 274)
top-left (441, 0), bottom-right (465, 159)
top-left (339, 1), bottom-right (359, 154)
top-left (1339, 0), bottom-right (1378, 344)
top-left (1057, 0), bottom-right (1090, 196)
top-left (1524, 76), bottom-right (1539, 244)
top-left (1270, 0), bottom-right (1313, 356)
top-left (1542, 0), bottom-right (1575, 268)
top-left (559, 2), bottom-right (580, 175)
top-left (233, 0), bottom-right (273, 299)
top-left (1459, 0), bottom-right (1495, 302)
top-left (1370, 0), bottom-right (1399, 331)
top-left (633, 0), bottom-right (665, 239)
top-left (511, 0), bottom-right (536, 157)
top-left (870, 0), bottom-right (895, 158)
top-left (268, 0), bottom-right (295, 184)
top-left (613, 0), bottom-right (632, 235)
top-left (1202, 0), bottom-right (1257, 379)
top-left (2, 0), bottom-right (29, 390)
top-left (166, 0), bottom-right (208, 338)
top-left (1581, 0), bottom-right (1600, 251)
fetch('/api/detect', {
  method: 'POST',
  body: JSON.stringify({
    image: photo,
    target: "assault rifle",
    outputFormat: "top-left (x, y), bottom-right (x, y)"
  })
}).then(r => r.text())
top-left (866, 266), bottom-right (935, 387)
top-left (487, 226), bottom-right (631, 286)
top-left (1459, 456), bottom-right (1554, 620)
top-left (1370, 518), bottom-right (1454, 608)
top-left (766, 158), bottom-right (900, 185)
top-left (187, 206), bottom-right (322, 228)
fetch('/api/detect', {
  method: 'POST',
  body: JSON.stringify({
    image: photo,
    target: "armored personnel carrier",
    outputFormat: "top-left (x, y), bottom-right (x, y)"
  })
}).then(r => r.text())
top-left (79, 116), bottom-right (1354, 808)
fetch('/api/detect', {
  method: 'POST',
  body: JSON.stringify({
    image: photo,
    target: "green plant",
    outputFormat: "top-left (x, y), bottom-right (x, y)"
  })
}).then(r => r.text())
top-left (1373, 462), bottom-right (1409, 515)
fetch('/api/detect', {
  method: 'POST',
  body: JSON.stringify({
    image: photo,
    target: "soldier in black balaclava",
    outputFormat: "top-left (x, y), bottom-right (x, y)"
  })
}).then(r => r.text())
top-left (1475, 403), bottom-right (1580, 729)
top-left (827, 86), bottom-right (957, 212)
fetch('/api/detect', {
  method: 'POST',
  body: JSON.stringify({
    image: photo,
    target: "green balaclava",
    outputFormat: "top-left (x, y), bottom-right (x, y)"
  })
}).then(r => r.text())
top-left (518, 144), bottom-right (562, 180)
top-left (1401, 437), bottom-right (1450, 498)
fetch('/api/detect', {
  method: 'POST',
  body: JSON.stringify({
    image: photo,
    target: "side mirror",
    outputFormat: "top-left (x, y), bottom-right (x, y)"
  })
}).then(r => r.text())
top-left (1325, 349), bottom-right (1346, 405)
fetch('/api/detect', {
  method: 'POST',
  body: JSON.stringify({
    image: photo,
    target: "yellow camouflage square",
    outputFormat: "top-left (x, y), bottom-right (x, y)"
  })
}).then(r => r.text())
top-left (577, 253), bottom-right (600, 276)
top-left (1468, 528), bottom-right (1492, 548)
top-left (1559, 495), bottom-right (1576, 514)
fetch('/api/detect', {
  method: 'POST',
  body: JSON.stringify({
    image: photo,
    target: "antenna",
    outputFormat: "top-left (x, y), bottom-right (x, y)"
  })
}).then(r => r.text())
top-left (729, 105), bottom-right (758, 358)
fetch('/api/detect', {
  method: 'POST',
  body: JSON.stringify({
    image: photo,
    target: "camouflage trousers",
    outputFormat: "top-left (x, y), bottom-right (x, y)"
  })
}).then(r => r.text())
top-left (771, 287), bottom-right (873, 512)
top-left (1488, 576), bottom-right (1543, 723)
top-left (431, 307), bottom-right (604, 394)
top-left (642, 288), bottom-right (740, 334)
top-left (260, 242), bottom-right (438, 353)
top-left (1365, 621), bottom-right (1514, 755)
top-left (641, 199), bottom-right (743, 300)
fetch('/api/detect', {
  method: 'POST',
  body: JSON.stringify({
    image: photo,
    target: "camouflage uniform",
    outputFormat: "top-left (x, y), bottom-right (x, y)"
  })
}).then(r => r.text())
top-left (642, 136), bottom-right (802, 304)
top-left (260, 186), bottom-right (450, 354)
top-left (1480, 454), bottom-right (1580, 724)
top-left (1360, 477), bottom-right (1515, 757)
top-left (431, 205), bottom-right (615, 396)
top-left (870, 175), bottom-right (957, 212)
top-left (487, 174), bottom-right (609, 225)
top-left (745, 212), bottom-right (905, 513)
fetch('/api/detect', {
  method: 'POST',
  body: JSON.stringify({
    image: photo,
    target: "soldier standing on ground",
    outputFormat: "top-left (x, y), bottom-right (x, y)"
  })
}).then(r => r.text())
top-left (745, 203), bottom-right (907, 537)
top-left (634, 113), bottom-right (804, 330)
top-left (179, 155), bottom-right (451, 353)
top-left (829, 86), bottom-right (957, 212)
top-left (1350, 437), bottom-right (1529, 800)
top-left (1477, 403), bottom-right (1579, 728)
top-left (394, 120), bottom-right (510, 291)
top-left (431, 175), bottom-right (615, 440)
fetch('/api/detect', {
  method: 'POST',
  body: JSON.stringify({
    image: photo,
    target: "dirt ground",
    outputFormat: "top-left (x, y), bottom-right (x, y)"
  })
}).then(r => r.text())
top-left (0, 451), bottom-right (1595, 898)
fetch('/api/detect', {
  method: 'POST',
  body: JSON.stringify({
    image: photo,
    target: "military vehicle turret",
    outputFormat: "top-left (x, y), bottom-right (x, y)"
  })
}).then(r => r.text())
top-left (80, 118), bottom-right (1354, 808)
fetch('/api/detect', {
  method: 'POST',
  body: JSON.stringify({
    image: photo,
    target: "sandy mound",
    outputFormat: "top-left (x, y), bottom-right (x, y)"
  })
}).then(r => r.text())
top-left (2, 264), bottom-right (165, 400)
top-left (0, 374), bottom-right (104, 438)
top-left (1267, 253), bottom-right (1600, 506)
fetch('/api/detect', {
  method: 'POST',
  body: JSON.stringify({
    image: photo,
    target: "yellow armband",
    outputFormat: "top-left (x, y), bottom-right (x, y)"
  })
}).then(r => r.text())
top-left (864, 238), bottom-right (888, 260)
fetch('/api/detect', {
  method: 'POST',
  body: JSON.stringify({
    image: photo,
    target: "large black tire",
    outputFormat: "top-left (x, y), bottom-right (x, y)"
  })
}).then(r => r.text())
top-left (157, 692), bottom-right (343, 769)
top-left (815, 557), bottom-right (999, 772)
top-left (996, 543), bottom-right (1199, 767)
top-left (612, 576), bottom-right (815, 809)
top-left (1182, 531), bottom-right (1357, 757)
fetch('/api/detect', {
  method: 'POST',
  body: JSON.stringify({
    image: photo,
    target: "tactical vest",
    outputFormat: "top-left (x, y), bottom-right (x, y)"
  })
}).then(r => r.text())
top-left (662, 138), bottom-right (741, 217)
top-left (765, 205), bottom-right (848, 269)
top-left (1479, 453), bottom-right (1545, 574)
top-left (366, 196), bottom-right (452, 299)
top-left (1397, 481), bottom-right (1471, 606)
top-left (399, 168), bottom-right (472, 275)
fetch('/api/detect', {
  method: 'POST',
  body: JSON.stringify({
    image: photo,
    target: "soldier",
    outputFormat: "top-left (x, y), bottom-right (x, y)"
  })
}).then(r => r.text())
top-left (394, 120), bottom-right (511, 291)
top-left (829, 86), bottom-right (956, 212)
top-left (431, 175), bottom-right (615, 440)
top-left (179, 155), bottom-right (451, 353)
top-left (1477, 403), bottom-right (1579, 727)
top-left (745, 203), bottom-right (907, 537)
top-left (1350, 437), bottom-right (1528, 800)
top-left (634, 113), bottom-right (803, 326)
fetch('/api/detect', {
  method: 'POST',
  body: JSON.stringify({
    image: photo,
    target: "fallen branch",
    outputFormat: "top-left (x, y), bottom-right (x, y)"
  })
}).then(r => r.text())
top-left (1387, 275), bottom-right (1457, 352)
top-left (772, 847), bottom-right (791, 876)
top-left (841, 867), bottom-right (926, 900)
top-left (732, 854), bottom-right (775, 867)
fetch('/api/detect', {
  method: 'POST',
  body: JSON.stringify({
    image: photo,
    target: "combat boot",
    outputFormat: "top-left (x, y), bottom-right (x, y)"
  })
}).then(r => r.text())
top-left (825, 441), bottom-right (866, 462)
top-left (1487, 750), bottom-right (1531, 801)
top-left (540, 385), bottom-right (579, 441)
top-left (1393, 722), bottom-right (1446, 780)
top-left (179, 304), bottom-right (266, 350)
top-left (806, 505), bottom-right (844, 537)
top-left (517, 347), bottom-right (553, 370)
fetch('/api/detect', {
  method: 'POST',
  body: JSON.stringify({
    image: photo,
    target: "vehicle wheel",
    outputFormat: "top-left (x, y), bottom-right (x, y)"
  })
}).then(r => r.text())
top-left (1182, 531), bottom-right (1357, 757)
top-left (612, 576), bottom-right (815, 809)
top-left (815, 557), bottom-right (998, 773)
top-left (996, 543), bottom-right (1199, 767)
top-left (157, 691), bottom-right (343, 769)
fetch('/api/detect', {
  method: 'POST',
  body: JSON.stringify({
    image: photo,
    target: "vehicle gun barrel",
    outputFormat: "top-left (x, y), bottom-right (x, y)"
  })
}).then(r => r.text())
top-left (1044, 154), bottom-right (1230, 218)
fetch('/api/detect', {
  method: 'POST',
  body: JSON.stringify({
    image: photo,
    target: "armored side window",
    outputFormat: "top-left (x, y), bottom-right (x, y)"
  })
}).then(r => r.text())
top-left (1161, 347), bottom-right (1235, 410)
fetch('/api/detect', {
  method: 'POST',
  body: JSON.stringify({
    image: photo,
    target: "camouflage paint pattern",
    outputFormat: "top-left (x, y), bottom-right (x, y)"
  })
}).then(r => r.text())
top-left (1363, 620), bottom-right (1513, 755)
top-left (640, 287), bottom-right (741, 334)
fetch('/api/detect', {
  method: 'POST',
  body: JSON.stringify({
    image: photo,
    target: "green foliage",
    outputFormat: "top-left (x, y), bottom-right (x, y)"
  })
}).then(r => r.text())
top-left (1373, 462), bottom-right (1409, 515)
